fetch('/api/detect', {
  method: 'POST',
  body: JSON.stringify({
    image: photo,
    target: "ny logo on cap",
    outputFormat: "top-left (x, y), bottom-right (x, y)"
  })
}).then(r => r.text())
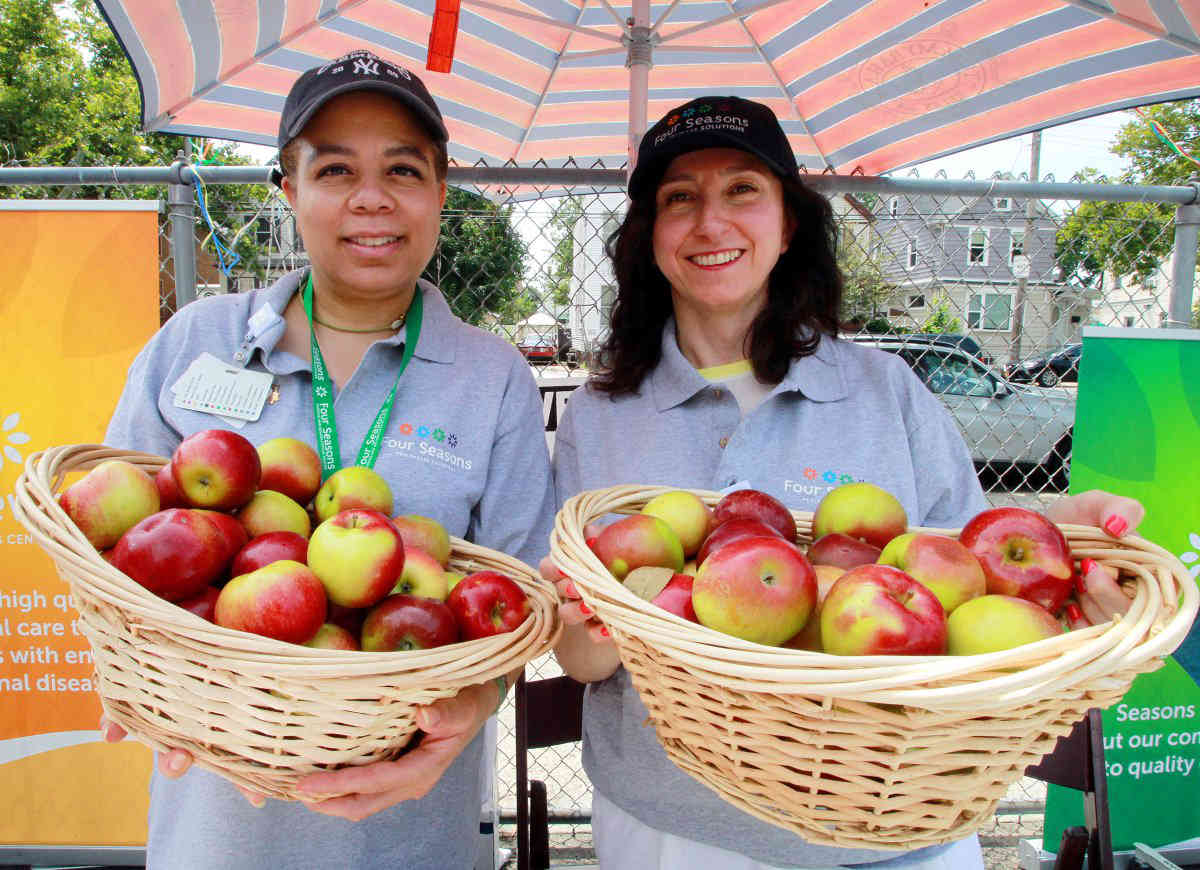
top-left (353, 57), bottom-right (380, 76)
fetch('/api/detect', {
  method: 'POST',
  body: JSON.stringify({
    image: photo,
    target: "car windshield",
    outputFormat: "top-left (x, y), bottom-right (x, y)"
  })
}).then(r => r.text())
top-left (906, 349), bottom-right (996, 397)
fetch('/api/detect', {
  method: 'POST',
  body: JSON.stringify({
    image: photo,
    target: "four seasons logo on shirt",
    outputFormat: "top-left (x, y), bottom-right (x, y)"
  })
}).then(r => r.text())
top-left (383, 422), bottom-right (472, 471)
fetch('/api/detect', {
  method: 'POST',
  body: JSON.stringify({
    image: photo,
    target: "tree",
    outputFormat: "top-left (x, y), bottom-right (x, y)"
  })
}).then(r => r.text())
top-left (919, 295), bottom-right (962, 333)
top-left (539, 196), bottom-right (582, 310)
top-left (425, 187), bottom-right (529, 326)
top-left (838, 237), bottom-right (897, 327)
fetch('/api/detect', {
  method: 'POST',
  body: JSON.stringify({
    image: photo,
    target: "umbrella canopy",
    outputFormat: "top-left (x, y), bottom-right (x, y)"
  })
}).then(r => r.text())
top-left (97, 0), bottom-right (1200, 174)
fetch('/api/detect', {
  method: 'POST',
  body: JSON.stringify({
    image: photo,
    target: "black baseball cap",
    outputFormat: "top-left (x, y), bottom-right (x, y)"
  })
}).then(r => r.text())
top-left (628, 96), bottom-right (799, 199)
top-left (270, 50), bottom-right (447, 186)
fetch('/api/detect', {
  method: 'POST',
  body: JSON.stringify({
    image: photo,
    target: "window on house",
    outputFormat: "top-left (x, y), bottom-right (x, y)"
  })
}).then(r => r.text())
top-left (601, 283), bottom-right (617, 321)
top-left (968, 228), bottom-right (989, 264)
top-left (907, 294), bottom-right (925, 308)
top-left (994, 197), bottom-right (1011, 211)
top-left (907, 242), bottom-right (919, 268)
top-left (254, 216), bottom-right (273, 247)
top-left (1070, 315), bottom-right (1082, 325)
top-left (967, 292), bottom-right (1012, 330)
top-left (889, 197), bottom-right (899, 217)
top-left (1124, 316), bottom-right (1135, 327)
top-left (1010, 230), bottom-right (1025, 261)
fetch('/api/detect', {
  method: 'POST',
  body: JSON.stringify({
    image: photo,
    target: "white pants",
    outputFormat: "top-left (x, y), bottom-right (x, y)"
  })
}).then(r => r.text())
top-left (592, 791), bottom-right (985, 870)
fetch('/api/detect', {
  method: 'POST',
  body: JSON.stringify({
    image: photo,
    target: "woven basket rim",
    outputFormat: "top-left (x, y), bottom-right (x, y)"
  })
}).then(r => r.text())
top-left (551, 484), bottom-right (1198, 710)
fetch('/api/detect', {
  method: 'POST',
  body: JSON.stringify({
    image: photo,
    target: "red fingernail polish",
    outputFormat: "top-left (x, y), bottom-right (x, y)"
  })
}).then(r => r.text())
top-left (599, 626), bottom-right (610, 638)
top-left (565, 581), bottom-right (577, 598)
top-left (1075, 573), bottom-right (1087, 596)
top-left (579, 603), bottom-right (591, 616)
top-left (1066, 603), bottom-right (1083, 621)
top-left (1081, 558), bottom-right (1098, 576)
top-left (1104, 516), bottom-right (1128, 537)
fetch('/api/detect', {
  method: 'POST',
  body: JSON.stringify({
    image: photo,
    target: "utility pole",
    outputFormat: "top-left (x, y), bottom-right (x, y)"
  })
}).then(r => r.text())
top-left (1009, 130), bottom-right (1040, 365)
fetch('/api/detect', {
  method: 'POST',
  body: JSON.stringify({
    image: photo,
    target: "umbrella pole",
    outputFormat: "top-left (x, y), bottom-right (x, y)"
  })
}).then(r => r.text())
top-left (626, 0), bottom-right (651, 184)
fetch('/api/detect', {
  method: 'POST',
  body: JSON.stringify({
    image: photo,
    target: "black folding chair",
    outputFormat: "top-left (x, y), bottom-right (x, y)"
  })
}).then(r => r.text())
top-left (1025, 708), bottom-right (1114, 870)
top-left (514, 673), bottom-right (587, 870)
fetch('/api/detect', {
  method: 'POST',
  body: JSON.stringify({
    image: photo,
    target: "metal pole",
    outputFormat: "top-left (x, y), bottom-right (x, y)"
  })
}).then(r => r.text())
top-left (1169, 188), bottom-right (1200, 328)
top-left (625, 0), bottom-right (651, 181)
top-left (167, 151), bottom-right (197, 310)
top-left (1009, 130), bottom-right (1041, 364)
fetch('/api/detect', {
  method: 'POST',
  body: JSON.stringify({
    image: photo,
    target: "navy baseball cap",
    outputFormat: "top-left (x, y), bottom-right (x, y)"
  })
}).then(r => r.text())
top-left (270, 50), bottom-right (447, 186)
top-left (629, 96), bottom-right (799, 199)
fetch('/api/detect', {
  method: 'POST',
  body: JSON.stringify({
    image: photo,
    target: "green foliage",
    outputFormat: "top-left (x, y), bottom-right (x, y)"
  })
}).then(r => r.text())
top-left (538, 196), bottom-right (582, 310)
top-left (1111, 99), bottom-right (1200, 186)
top-left (426, 187), bottom-right (528, 325)
top-left (919, 295), bottom-right (963, 333)
top-left (838, 237), bottom-right (897, 324)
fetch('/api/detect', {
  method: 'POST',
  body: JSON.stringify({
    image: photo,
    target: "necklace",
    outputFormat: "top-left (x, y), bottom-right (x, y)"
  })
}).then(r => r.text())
top-left (311, 312), bottom-right (406, 333)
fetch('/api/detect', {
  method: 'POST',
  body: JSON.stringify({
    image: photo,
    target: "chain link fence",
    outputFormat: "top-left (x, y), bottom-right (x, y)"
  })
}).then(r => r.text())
top-left (2, 161), bottom-right (1197, 867)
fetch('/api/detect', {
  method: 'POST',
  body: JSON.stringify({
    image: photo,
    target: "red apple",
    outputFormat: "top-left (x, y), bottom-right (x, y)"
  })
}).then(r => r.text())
top-left (313, 466), bottom-right (393, 523)
top-left (176, 585), bottom-right (221, 622)
top-left (712, 488), bottom-right (796, 542)
top-left (692, 535), bottom-right (817, 646)
top-left (807, 532), bottom-right (882, 571)
top-left (230, 530), bottom-right (310, 577)
top-left (695, 517), bottom-right (782, 567)
top-left (236, 489), bottom-right (311, 538)
top-left (155, 463), bottom-right (185, 509)
top-left (959, 507), bottom-right (1074, 614)
top-left (624, 566), bottom-right (698, 623)
top-left (171, 429), bottom-right (261, 511)
top-left (195, 509), bottom-right (250, 570)
top-left (391, 514), bottom-right (452, 568)
top-left (112, 508), bottom-right (230, 601)
top-left (307, 509), bottom-right (406, 608)
top-left (361, 594), bottom-right (459, 651)
top-left (819, 564), bottom-right (947, 656)
top-left (877, 532), bottom-right (986, 615)
top-left (303, 623), bottom-right (361, 651)
top-left (58, 459), bottom-right (160, 549)
top-left (641, 490), bottom-right (712, 558)
top-left (257, 437), bottom-right (322, 507)
top-left (216, 559), bottom-right (327, 644)
top-left (592, 515), bottom-right (684, 580)
top-left (946, 594), bottom-right (1063, 655)
top-left (446, 570), bottom-right (531, 639)
top-left (784, 564), bottom-right (847, 650)
top-left (326, 602), bottom-right (367, 637)
top-left (811, 482), bottom-right (908, 550)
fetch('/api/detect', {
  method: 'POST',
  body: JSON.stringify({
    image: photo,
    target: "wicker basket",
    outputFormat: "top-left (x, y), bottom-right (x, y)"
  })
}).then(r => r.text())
top-left (550, 484), bottom-right (1198, 850)
top-left (13, 444), bottom-right (562, 801)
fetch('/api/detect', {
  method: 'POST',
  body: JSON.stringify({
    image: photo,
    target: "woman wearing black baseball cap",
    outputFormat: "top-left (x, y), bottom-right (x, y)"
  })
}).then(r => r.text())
top-left (101, 50), bottom-right (556, 869)
top-left (546, 95), bottom-right (1142, 869)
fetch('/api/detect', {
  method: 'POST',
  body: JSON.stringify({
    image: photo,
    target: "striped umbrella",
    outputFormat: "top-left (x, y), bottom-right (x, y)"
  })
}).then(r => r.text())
top-left (97, 0), bottom-right (1200, 174)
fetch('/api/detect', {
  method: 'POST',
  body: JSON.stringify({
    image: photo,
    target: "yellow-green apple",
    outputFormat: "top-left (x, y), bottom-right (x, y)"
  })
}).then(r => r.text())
top-left (230, 530), bottom-right (309, 577)
top-left (391, 514), bottom-right (452, 567)
top-left (641, 490), bottom-right (712, 558)
top-left (877, 532), bottom-right (986, 615)
top-left (390, 547), bottom-right (449, 600)
top-left (624, 566), bottom-right (698, 623)
top-left (313, 466), bottom-right (393, 523)
top-left (58, 459), bottom-right (160, 549)
top-left (236, 489), bottom-right (311, 538)
top-left (444, 570), bottom-right (465, 592)
top-left (112, 508), bottom-right (232, 601)
top-left (958, 507), bottom-right (1074, 614)
top-left (946, 594), bottom-right (1063, 655)
top-left (303, 623), bottom-right (360, 651)
top-left (171, 429), bottom-right (262, 510)
top-left (712, 489), bottom-right (796, 542)
top-left (361, 594), bottom-right (459, 651)
top-left (176, 585), bottom-right (221, 622)
top-left (783, 564), bottom-right (847, 650)
top-left (446, 570), bottom-right (531, 639)
top-left (592, 515), bottom-right (684, 580)
top-left (195, 509), bottom-right (249, 572)
top-left (811, 482), bottom-right (908, 550)
top-left (256, 437), bottom-right (322, 506)
top-left (807, 533), bottom-right (882, 571)
top-left (819, 564), bottom-right (947, 656)
top-left (695, 517), bottom-right (782, 567)
top-left (307, 509), bottom-right (405, 608)
top-left (215, 560), bottom-right (327, 644)
top-left (155, 462), bottom-right (185, 509)
top-left (693, 535), bottom-right (816, 646)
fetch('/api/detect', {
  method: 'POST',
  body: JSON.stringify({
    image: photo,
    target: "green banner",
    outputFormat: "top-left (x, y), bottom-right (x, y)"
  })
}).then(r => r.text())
top-left (1042, 327), bottom-right (1200, 852)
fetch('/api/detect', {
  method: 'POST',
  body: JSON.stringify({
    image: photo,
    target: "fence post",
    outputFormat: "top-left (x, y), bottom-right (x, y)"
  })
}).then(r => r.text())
top-left (168, 152), bottom-right (197, 310)
top-left (1169, 182), bottom-right (1200, 328)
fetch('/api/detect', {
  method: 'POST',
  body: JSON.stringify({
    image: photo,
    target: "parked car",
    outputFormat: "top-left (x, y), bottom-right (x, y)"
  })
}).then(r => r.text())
top-left (1005, 343), bottom-right (1082, 387)
top-left (849, 336), bottom-right (1075, 488)
top-left (843, 331), bottom-right (994, 366)
top-left (513, 321), bottom-right (573, 365)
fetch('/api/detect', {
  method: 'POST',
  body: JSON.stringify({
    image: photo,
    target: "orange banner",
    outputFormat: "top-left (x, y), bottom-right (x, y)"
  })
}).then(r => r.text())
top-left (0, 201), bottom-right (159, 845)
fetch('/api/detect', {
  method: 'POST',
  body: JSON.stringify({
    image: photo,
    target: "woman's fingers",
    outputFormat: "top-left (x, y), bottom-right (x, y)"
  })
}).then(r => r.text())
top-left (99, 715), bottom-right (126, 743)
top-left (538, 554), bottom-right (565, 583)
top-left (1046, 490), bottom-right (1145, 537)
top-left (156, 748), bottom-right (194, 779)
top-left (1079, 558), bottom-right (1131, 620)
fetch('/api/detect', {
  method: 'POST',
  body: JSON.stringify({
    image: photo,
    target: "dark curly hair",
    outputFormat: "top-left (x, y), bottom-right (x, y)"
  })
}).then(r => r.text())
top-left (592, 171), bottom-right (842, 395)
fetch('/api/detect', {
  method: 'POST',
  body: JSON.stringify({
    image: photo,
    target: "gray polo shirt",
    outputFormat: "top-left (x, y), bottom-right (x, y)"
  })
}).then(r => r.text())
top-left (554, 321), bottom-right (987, 868)
top-left (106, 269), bottom-right (556, 870)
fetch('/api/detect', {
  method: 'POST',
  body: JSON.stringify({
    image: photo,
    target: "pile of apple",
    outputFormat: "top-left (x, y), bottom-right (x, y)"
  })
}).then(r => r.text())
top-left (588, 483), bottom-right (1124, 656)
top-left (58, 429), bottom-right (530, 651)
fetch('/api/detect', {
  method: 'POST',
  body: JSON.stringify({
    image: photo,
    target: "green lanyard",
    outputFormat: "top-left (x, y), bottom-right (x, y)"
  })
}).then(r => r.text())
top-left (301, 273), bottom-right (423, 475)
